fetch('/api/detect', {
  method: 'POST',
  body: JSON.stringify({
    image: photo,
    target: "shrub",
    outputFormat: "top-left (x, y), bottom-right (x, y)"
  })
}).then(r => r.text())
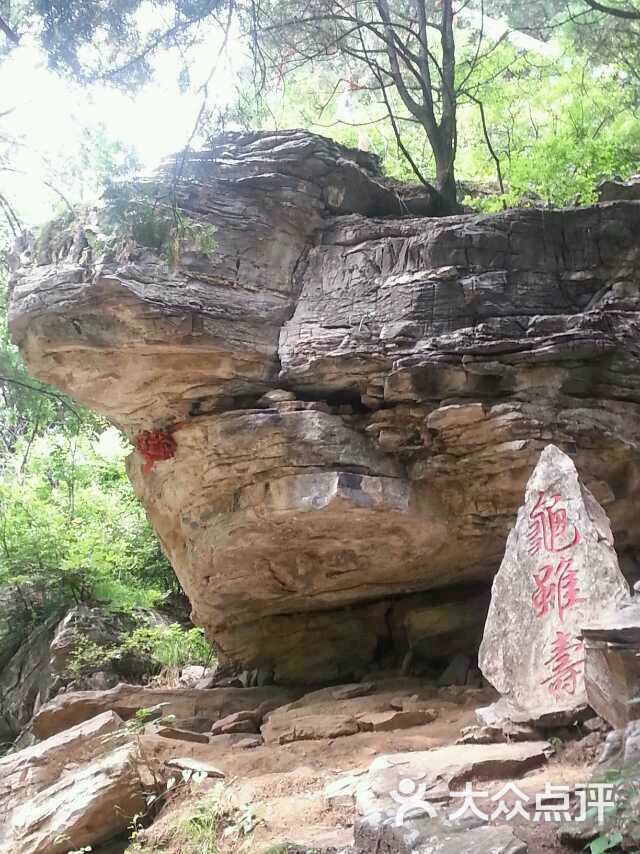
top-left (120, 623), bottom-right (215, 670)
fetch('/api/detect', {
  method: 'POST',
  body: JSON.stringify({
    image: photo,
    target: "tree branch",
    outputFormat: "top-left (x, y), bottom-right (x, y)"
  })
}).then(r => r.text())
top-left (582, 0), bottom-right (640, 18)
top-left (0, 14), bottom-right (20, 45)
top-left (466, 93), bottom-right (505, 196)
top-left (0, 376), bottom-right (82, 422)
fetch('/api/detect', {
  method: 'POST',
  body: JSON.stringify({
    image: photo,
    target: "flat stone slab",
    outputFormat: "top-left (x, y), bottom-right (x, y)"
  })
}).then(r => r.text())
top-left (332, 682), bottom-right (376, 700)
top-left (210, 710), bottom-right (260, 735)
top-left (156, 726), bottom-right (210, 744)
top-left (355, 742), bottom-right (550, 816)
top-left (263, 712), bottom-right (360, 744)
top-left (357, 710), bottom-right (437, 732)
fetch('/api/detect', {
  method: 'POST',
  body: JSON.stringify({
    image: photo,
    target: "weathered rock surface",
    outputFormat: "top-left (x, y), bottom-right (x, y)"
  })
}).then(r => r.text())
top-left (479, 444), bottom-right (629, 722)
top-left (582, 600), bottom-right (640, 728)
top-left (354, 742), bottom-right (550, 816)
top-left (267, 712), bottom-right (361, 744)
top-left (0, 605), bottom-right (163, 743)
top-left (10, 130), bottom-right (640, 681)
top-left (356, 709), bottom-right (437, 731)
top-left (31, 681), bottom-right (298, 739)
top-left (598, 174), bottom-right (640, 202)
top-left (210, 709), bottom-right (260, 735)
top-left (0, 711), bottom-right (145, 854)
top-left (354, 814), bottom-right (528, 854)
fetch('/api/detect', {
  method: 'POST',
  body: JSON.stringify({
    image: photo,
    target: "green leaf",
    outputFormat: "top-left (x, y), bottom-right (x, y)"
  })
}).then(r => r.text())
top-left (589, 832), bottom-right (623, 854)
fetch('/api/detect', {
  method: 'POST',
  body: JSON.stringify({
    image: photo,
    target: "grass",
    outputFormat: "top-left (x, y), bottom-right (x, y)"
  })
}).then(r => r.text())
top-left (178, 790), bottom-right (229, 854)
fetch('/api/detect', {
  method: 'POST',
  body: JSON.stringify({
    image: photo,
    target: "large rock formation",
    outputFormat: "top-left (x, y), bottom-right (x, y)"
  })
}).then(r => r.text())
top-left (9, 130), bottom-right (640, 682)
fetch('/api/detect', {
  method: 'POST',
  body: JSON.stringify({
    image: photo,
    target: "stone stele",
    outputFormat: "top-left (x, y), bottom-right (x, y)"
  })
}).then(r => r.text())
top-left (479, 444), bottom-right (629, 721)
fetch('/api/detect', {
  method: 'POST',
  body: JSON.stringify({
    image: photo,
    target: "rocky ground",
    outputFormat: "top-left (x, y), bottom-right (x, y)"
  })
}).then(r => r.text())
top-left (135, 677), bottom-right (601, 854)
top-left (0, 670), bottom-right (612, 854)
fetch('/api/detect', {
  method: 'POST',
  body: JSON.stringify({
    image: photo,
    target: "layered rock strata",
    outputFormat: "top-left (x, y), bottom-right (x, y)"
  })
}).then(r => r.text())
top-left (9, 130), bottom-right (640, 682)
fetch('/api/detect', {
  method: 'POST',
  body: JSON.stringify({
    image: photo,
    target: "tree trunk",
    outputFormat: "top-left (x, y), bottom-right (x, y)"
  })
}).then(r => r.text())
top-left (433, 147), bottom-right (459, 215)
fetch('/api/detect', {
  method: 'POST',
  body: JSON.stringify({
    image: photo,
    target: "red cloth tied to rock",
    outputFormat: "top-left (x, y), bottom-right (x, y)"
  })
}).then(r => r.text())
top-left (134, 424), bottom-right (184, 473)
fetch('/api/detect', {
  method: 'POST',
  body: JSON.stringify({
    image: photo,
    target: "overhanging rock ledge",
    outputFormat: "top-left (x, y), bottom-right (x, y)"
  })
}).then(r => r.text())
top-left (9, 130), bottom-right (640, 683)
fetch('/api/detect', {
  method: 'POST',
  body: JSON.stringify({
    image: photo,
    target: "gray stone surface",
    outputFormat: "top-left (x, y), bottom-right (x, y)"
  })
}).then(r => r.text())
top-left (354, 814), bottom-right (528, 854)
top-left (10, 130), bottom-right (640, 681)
top-left (0, 605), bottom-right (162, 742)
top-left (598, 175), bottom-right (640, 202)
top-left (354, 742), bottom-right (550, 816)
top-left (582, 601), bottom-right (640, 728)
top-left (479, 444), bottom-right (629, 722)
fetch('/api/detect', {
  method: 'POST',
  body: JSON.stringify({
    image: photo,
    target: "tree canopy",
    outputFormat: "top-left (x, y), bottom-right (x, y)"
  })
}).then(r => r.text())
top-left (1, 0), bottom-right (639, 212)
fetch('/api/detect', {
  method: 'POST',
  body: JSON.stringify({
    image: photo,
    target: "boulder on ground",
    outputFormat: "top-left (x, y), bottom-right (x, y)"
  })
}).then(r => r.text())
top-left (479, 444), bottom-right (629, 724)
top-left (11, 130), bottom-right (640, 682)
top-left (0, 711), bottom-right (145, 854)
top-left (457, 721), bottom-right (540, 745)
top-left (263, 712), bottom-right (360, 744)
top-left (2, 744), bottom-right (145, 854)
top-left (210, 709), bottom-right (260, 735)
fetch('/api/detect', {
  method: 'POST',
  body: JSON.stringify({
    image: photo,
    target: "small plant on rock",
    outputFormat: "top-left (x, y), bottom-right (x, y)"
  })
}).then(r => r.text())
top-left (64, 634), bottom-right (121, 679)
top-left (588, 766), bottom-right (640, 853)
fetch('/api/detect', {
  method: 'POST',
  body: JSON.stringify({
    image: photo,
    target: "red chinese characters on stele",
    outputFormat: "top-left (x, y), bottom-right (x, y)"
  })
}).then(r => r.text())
top-left (542, 631), bottom-right (584, 697)
top-left (527, 491), bottom-right (585, 698)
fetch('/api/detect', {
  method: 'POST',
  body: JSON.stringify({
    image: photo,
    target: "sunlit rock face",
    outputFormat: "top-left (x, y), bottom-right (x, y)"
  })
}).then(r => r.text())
top-left (9, 130), bottom-right (640, 683)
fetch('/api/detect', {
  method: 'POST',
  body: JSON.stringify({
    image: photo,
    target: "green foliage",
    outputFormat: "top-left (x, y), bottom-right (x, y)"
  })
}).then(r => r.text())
top-left (587, 767), bottom-right (640, 852)
top-left (165, 787), bottom-right (261, 854)
top-left (0, 427), bottom-right (178, 651)
top-left (120, 623), bottom-right (215, 670)
top-left (180, 790), bottom-right (229, 854)
top-left (64, 620), bottom-right (215, 681)
top-left (457, 42), bottom-right (640, 209)
top-left (93, 180), bottom-right (218, 265)
top-left (242, 24), bottom-right (640, 209)
top-left (0, 265), bottom-right (94, 456)
top-left (590, 832), bottom-right (623, 854)
top-left (64, 634), bottom-right (122, 678)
